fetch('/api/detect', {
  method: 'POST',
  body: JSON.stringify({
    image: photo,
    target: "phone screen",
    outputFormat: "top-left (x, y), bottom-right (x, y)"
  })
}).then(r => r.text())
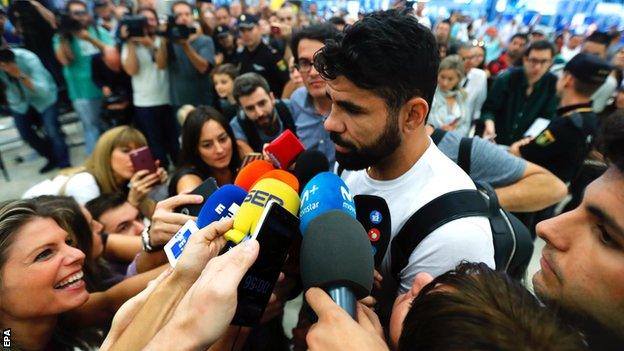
top-left (231, 201), bottom-right (298, 326)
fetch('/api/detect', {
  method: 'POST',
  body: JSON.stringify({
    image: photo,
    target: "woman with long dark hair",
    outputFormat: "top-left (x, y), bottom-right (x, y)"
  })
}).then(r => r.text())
top-left (169, 105), bottom-right (244, 195)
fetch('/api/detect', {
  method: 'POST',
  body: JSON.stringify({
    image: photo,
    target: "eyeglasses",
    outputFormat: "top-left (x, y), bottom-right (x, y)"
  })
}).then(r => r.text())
top-left (527, 58), bottom-right (551, 66)
top-left (71, 10), bottom-right (88, 16)
top-left (296, 58), bottom-right (313, 73)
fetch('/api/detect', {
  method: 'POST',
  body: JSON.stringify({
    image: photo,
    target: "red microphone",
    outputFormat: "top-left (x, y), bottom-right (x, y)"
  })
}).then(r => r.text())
top-left (235, 160), bottom-right (275, 191)
top-left (265, 130), bottom-right (305, 170)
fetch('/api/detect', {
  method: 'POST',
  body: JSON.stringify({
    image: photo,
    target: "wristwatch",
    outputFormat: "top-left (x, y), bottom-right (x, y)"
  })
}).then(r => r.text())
top-left (141, 225), bottom-right (159, 253)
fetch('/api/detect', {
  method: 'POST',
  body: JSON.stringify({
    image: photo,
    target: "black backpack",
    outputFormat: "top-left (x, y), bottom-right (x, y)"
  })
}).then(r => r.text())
top-left (390, 130), bottom-right (534, 280)
top-left (239, 100), bottom-right (296, 152)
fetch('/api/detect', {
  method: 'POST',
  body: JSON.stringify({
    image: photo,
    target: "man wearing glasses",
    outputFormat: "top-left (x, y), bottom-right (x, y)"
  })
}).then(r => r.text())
top-left (288, 23), bottom-right (339, 166)
top-left (481, 40), bottom-right (558, 145)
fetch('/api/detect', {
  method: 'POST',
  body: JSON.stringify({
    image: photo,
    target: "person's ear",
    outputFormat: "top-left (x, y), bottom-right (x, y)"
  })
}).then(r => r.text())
top-left (403, 97), bottom-right (429, 132)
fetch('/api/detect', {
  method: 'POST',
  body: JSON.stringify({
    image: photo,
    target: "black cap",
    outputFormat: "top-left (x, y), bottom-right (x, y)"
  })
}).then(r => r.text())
top-left (215, 25), bottom-right (231, 37)
top-left (237, 14), bottom-right (258, 29)
top-left (564, 53), bottom-right (612, 85)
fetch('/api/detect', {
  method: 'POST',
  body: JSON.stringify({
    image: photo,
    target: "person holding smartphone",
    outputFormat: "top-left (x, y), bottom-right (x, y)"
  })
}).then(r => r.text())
top-left (428, 55), bottom-right (474, 136)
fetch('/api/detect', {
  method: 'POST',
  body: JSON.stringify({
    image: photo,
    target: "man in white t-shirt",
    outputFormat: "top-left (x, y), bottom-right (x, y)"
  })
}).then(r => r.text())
top-left (316, 10), bottom-right (494, 321)
top-left (121, 7), bottom-right (179, 169)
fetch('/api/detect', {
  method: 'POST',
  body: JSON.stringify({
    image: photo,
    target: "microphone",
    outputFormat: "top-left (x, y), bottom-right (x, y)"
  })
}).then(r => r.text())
top-left (234, 160), bottom-right (275, 191)
top-left (299, 172), bottom-right (356, 235)
top-left (353, 195), bottom-right (391, 269)
top-left (293, 150), bottom-right (330, 192)
top-left (301, 210), bottom-right (374, 319)
top-left (196, 185), bottom-right (248, 228)
top-left (224, 178), bottom-right (301, 245)
top-left (265, 129), bottom-right (305, 169)
top-left (253, 169), bottom-right (300, 193)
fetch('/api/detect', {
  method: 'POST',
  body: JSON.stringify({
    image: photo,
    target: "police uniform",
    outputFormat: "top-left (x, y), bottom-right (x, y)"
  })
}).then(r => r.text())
top-left (237, 14), bottom-right (289, 97)
top-left (519, 53), bottom-right (612, 183)
top-left (214, 25), bottom-right (240, 65)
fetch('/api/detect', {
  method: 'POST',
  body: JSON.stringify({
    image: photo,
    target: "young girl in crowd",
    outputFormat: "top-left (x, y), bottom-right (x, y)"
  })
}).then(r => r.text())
top-left (61, 126), bottom-right (167, 216)
top-left (212, 63), bottom-right (240, 119)
top-left (169, 106), bottom-right (244, 195)
top-left (428, 55), bottom-right (473, 136)
top-left (0, 199), bottom-right (164, 350)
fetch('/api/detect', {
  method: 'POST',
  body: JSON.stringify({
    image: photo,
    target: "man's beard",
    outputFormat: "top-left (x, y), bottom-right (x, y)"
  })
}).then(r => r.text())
top-left (331, 114), bottom-right (401, 171)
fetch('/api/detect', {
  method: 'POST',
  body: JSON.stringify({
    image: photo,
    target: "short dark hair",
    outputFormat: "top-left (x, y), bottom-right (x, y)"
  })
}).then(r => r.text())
top-left (599, 110), bottom-right (624, 173)
top-left (212, 63), bottom-right (239, 81)
top-left (585, 31), bottom-right (610, 46)
top-left (171, 0), bottom-right (192, 13)
top-left (524, 39), bottom-right (555, 57)
top-left (291, 23), bottom-right (340, 64)
top-left (232, 72), bottom-right (271, 102)
top-left (216, 5), bottom-right (230, 14)
top-left (328, 16), bottom-right (346, 26)
top-left (314, 10), bottom-right (439, 113)
top-left (510, 32), bottom-right (529, 43)
top-left (85, 191), bottom-right (127, 221)
top-left (398, 262), bottom-right (585, 351)
top-left (569, 74), bottom-right (603, 97)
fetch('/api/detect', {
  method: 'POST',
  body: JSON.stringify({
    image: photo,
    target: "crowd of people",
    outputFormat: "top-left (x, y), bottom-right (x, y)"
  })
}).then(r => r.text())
top-left (1, 0), bottom-right (624, 350)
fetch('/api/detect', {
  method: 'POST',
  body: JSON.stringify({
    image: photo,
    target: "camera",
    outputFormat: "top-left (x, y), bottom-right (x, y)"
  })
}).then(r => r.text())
top-left (157, 15), bottom-right (196, 41)
top-left (120, 15), bottom-right (147, 38)
top-left (57, 12), bottom-right (83, 35)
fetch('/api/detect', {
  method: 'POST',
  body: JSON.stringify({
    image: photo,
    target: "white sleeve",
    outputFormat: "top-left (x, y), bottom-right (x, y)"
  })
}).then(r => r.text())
top-left (398, 217), bottom-right (494, 294)
top-left (63, 173), bottom-right (101, 205)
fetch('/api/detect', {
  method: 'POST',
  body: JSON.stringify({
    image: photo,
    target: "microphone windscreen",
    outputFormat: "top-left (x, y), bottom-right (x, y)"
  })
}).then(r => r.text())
top-left (299, 172), bottom-right (356, 235)
top-left (265, 129), bottom-right (305, 169)
top-left (354, 195), bottom-right (392, 269)
top-left (301, 210), bottom-right (374, 299)
top-left (234, 160), bottom-right (275, 191)
top-left (293, 150), bottom-right (330, 191)
top-left (254, 169), bottom-right (300, 193)
top-left (197, 185), bottom-right (248, 228)
top-left (224, 178), bottom-right (301, 244)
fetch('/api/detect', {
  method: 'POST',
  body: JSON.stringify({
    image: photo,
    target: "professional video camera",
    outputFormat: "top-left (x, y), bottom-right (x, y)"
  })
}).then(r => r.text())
top-left (120, 15), bottom-right (147, 38)
top-left (57, 12), bottom-right (83, 36)
top-left (157, 15), bottom-right (196, 41)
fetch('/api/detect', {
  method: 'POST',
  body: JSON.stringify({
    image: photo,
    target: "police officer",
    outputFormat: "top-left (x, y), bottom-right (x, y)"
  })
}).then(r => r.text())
top-left (237, 14), bottom-right (289, 97)
top-left (510, 53), bottom-right (612, 183)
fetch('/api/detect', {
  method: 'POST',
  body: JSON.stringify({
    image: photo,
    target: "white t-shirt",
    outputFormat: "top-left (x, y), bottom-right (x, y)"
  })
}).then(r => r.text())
top-left (64, 172), bottom-right (101, 205)
top-left (121, 38), bottom-right (170, 107)
top-left (342, 140), bottom-right (494, 310)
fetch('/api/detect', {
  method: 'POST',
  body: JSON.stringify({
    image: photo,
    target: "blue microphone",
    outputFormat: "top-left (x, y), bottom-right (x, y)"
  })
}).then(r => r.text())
top-left (299, 172), bottom-right (356, 235)
top-left (197, 185), bottom-right (248, 228)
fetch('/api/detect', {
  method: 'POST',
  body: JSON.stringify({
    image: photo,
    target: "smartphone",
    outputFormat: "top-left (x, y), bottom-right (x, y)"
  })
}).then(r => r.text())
top-left (231, 200), bottom-right (298, 326)
top-left (241, 153), bottom-right (264, 168)
top-left (130, 146), bottom-right (157, 174)
top-left (175, 177), bottom-right (219, 216)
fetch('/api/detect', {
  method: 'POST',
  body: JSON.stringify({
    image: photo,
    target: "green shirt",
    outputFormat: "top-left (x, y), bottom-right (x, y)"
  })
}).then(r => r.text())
top-left (53, 27), bottom-right (114, 101)
top-left (0, 48), bottom-right (57, 114)
top-left (481, 67), bottom-right (559, 145)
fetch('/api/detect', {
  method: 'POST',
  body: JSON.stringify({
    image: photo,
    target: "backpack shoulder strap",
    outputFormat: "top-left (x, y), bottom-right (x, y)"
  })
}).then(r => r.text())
top-left (457, 137), bottom-right (473, 174)
top-left (238, 112), bottom-right (263, 152)
top-left (275, 100), bottom-right (296, 133)
top-left (431, 128), bottom-right (447, 145)
top-left (390, 190), bottom-right (489, 280)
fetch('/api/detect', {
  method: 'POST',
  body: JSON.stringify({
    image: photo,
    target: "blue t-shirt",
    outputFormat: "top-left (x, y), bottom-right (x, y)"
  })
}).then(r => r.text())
top-left (168, 35), bottom-right (216, 106)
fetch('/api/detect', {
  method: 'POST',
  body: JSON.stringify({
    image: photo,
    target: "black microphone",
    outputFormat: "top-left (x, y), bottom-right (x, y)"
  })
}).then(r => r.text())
top-left (301, 210), bottom-right (374, 319)
top-left (354, 195), bottom-right (391, 269)
top-left (293, 150), bottom-right (330, 193)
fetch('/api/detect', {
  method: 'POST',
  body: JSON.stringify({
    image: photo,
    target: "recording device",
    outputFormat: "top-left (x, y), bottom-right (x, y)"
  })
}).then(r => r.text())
top-left (353, 195), bottom-right (391, 269)
top-left (120, 15), bottom-right (147, 38)
top-left (175, 177), bottom-right (219, 216)
top-left (241, 153), bottom-right (264, 168)
top-left (293, 150), bottom-right (330, 192)
top-left (57, 12), bottom-right (83, 36)
top-left (231, 201), bottom-right (298, 326)
top-left (196, 184), bottom-right (247, 228)
top-left (299, 172), bottom-right (356, 235)
top-left (224, 178), bottom-right (300, 245)
top-left (265, 130), bottom-right (305, 169)
top-left (301, 210), bottom-right (374, 319)
top-left (234, 160), bottom-right (275, 191)
top-left (129, 146), bottom-right (157, 174)
top-left (254, 169), bottom-right (299, 193)
top-left (157, 15), bottom-right (197, 40)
